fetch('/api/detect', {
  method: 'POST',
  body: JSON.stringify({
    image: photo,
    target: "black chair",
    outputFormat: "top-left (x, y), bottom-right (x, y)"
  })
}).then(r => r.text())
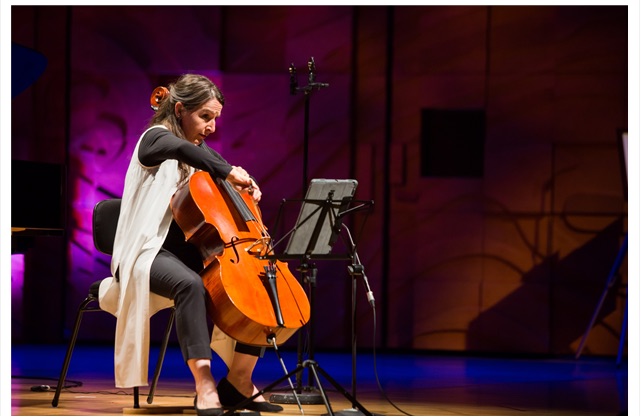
top-left (52, 199), bottom-right (176, 408)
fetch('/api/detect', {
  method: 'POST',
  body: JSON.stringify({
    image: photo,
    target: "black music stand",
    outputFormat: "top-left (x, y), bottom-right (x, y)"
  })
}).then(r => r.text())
top-left (248, 179), bottom-right (373, 416)
top-left (283, 178), bottom-right (359, 258)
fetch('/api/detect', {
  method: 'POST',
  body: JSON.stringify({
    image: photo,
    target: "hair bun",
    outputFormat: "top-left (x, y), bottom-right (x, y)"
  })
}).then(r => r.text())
top-left (150, 86), bottom-right (170, 111)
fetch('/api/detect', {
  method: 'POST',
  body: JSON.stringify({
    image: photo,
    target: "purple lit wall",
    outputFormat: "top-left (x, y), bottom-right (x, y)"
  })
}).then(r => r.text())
top-left (12, 5), bottom-right (628, 356)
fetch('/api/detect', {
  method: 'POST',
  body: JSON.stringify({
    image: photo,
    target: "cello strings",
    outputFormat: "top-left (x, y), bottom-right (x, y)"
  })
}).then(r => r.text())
top-left (218, 176), bottom-right (273, 253)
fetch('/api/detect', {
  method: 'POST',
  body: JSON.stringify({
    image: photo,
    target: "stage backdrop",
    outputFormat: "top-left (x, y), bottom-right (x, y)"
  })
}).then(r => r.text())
top-left (11, 5), bottom-right (628, 356)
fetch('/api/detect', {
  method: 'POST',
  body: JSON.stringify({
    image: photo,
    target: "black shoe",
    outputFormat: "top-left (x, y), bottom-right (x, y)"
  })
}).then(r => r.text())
top-left (194, 395), bottom-right (225, 416)
top-left (217, 377), bottom-right (284, 413)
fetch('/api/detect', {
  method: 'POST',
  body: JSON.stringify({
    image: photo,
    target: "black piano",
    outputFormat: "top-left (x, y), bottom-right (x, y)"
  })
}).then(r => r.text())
top-left (12, 159), bottom-right (66, 250)
top-left (12, 159), bottom-right (67, 343)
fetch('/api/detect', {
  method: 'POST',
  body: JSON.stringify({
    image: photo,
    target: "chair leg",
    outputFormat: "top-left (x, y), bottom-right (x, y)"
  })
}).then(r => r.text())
top-left (133, 387), bottom-right (140, 408)
top-left (51, 296), bottom-right (95, 407)
top-left (51, 293), bottom-right (174, 410)
top-left (147, 307), bottom-right (176, 404)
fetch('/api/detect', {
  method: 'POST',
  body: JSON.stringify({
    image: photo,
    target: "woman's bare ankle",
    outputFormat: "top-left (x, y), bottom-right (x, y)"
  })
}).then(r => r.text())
top-left (225, 375), bottom-right (254, 398)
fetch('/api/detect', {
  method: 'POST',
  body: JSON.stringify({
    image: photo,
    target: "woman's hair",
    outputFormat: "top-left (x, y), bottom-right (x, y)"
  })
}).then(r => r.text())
top-left (147, 74), bottom-right (225, 185)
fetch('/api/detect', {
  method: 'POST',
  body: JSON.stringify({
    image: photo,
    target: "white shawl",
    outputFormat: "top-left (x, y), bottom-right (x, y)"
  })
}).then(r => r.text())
top-left (99, 126), bottom-right (236, 388)
top-left (101, 126), bottom-right (184, 388)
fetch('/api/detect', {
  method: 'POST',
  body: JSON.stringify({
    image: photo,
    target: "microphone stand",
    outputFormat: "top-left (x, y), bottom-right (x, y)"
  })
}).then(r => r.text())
top-left (271, 57), bottom-right (329, 405)
top-left (291, 57), bottom-right (330, 194)
top-left (336, 205), bottom-right (375, 416)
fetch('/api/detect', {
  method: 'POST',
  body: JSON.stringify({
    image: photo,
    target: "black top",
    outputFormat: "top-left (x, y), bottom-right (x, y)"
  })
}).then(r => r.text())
top-left (138, 126), bottom-right (233, 179)
top-left (138, 126), bottom-right (232, 267)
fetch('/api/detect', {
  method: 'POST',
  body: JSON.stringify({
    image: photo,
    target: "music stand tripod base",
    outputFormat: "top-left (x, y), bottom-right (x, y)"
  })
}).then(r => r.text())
top-left (269, 390), bottom-right (324, 404)
top-left (331, 408), bottom-right (369, 416)
top-left (224, 411), bottom-right (260, 416)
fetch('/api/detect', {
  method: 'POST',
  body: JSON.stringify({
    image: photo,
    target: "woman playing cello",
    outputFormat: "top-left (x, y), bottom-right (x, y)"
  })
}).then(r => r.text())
top-left (103, 74), bottom-right (286, 415)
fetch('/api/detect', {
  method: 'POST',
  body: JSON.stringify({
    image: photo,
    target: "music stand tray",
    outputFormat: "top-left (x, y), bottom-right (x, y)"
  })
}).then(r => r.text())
top-left (283, 178), bottom-right (358, 258)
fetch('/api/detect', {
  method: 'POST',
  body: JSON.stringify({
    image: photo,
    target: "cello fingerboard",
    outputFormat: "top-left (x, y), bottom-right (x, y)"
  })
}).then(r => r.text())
top-left (218, 178), bottom-right (256, 223)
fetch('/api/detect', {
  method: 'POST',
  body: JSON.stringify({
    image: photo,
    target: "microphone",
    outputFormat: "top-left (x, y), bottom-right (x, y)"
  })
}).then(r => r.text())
top-left (308, 57), bottom-right (316, 83)
top-left (362, 274), bottom-right (376, 308)
top-left (289, 63), bottom-right (298, 95)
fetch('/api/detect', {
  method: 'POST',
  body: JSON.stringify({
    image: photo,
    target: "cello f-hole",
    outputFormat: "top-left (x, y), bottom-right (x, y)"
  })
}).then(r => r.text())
top-left (229, 236), bottom-right (241, 263)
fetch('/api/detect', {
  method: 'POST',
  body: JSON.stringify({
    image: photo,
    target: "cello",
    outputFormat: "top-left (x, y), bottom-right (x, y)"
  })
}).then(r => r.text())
top-left (171, 170), bottom-right (310, 346)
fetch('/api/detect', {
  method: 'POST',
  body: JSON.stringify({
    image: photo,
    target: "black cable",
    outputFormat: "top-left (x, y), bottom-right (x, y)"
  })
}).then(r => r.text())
top-left (13, 375), bottom-right (199, 400)
top-left (11, 375), bottom-right (83, 392)
top-left (369, 306), bottom-right (412, 416)
top-left (342, 224), bottom-right (412, 416)
top-left (62, 390), bottom-right (195, 399)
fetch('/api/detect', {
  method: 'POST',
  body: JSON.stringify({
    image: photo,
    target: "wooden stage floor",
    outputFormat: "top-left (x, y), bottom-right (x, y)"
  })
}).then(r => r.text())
top-left (11, 344), bottom-right (628, 416)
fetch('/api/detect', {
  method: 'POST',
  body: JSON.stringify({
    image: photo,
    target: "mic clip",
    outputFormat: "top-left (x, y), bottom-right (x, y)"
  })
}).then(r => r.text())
top-left (289, 63), bottom-right (298, 95)
top-left (348, 264), bottom-right (364, 276)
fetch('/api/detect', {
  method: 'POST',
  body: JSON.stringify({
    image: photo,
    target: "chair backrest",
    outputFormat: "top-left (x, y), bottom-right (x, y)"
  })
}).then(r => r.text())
top-left (93, 199), bottom-right (121, 255)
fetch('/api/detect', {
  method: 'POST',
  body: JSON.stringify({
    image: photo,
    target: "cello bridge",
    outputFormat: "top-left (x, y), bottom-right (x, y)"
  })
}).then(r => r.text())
top-left (245, 237), bottom-right (272, 257)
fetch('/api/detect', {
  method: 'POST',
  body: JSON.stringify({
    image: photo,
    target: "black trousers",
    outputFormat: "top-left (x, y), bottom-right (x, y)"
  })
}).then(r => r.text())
top-left (149, 225), bottom-right (264, 362)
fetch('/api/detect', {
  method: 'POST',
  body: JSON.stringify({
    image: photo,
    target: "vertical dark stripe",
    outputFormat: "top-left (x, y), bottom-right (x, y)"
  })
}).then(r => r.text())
top-left (61, 5), bottom-right (73, 342)
top-left (220, 6), bottom-right (228, 72)
top-left (548, 144), bottom-right (556, 353)
top-left (349, 7), bottom-right (358, 180)
top-left (349, 6), bottom-right (360, 352)
top-left (32, 7), bottom-right (40, 105)
top-left (484, 6), bottom-right (492, 108)
top-left (382, 6), bottom-right (394, 348)
top-left (348, 9), bottom-right (360, 348)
